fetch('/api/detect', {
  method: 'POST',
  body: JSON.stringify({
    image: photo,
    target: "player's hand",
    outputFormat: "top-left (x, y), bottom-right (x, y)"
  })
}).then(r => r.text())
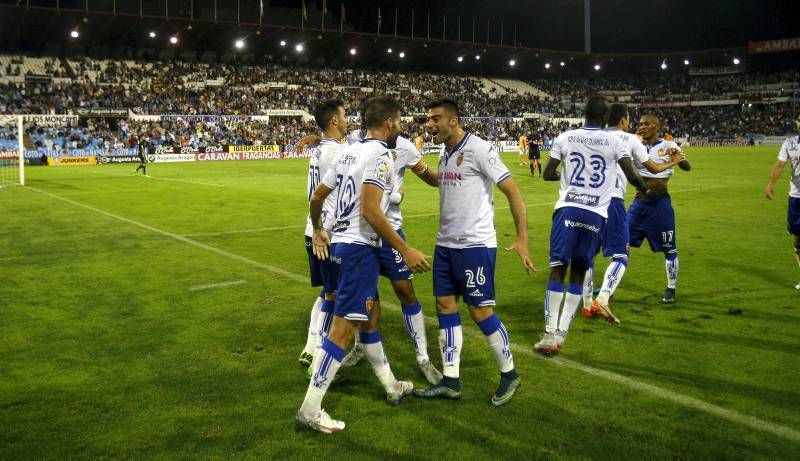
top-left (667, 148), bottom-right (686, 165)
top-left (401, 247), bottom-right (432, 273)
top-left (505, 239), bottom-right (537, 273)
top-left (765, 183), bottom-right (775, 200)
top-left (635, 188), bottom-right (649, 200)
top-left (312, 229), bottom-right (331, 260)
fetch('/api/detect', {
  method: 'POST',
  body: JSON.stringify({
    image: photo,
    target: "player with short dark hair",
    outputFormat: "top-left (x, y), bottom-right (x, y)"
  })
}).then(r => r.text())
top-left (297, 96), bottom-right (429, 433)
top-left (413, 98), bottom-right (535, 406)
top-left (630, 114), bottom-right (692, 304)
top-left (299, 99), bottom-right (348, 369)
top-left (534, 96), bottom-right (648, 354)
top-left (765, 113), bottom-right (800, 289)
top-left (582, 103), bottom-right (685, 323)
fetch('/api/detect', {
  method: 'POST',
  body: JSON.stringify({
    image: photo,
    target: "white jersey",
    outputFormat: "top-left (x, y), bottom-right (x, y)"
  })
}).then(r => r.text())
top-left (387, 136), bottom-right (424, 230)
top-left (305, 138), bottom-right (346, 237)
top-left (550, 126), bottom-right (629, 218)
top-left (437, 133), bottom-right (511, 249)
top-left (639, 138), bottom-right (679, 179)
top-left (321, 138), bottom-right (396, 247)
top-left (347, 129), bottom-right (364, 146)
top-left (778, 135), bottom-right (800, 198)
top-left (605, 128), bottom-right (649, 200)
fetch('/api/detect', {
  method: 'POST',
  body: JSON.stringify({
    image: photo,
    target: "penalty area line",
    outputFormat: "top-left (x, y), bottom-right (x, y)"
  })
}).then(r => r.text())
top-left (25, 186), bottom-right (800, 444)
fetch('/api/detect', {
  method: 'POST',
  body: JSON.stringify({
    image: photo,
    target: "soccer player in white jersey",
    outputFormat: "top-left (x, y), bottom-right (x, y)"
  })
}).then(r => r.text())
top-left (629, 114), bottom-right (691, 304)
top-left (414, 99), bottom-right (535, 406)
top-left (765, 113), bottom-right (800, 289)
top-left (534, 96), bottom-right (648, 354)
top-left (582, 103), bottom-right (685, 323)
top-left (299, 100), bottom-right (349, 369)
top-left (297, 96), bottom-right (431, 434)
top-left (297, 108), bottom-right (443, 384)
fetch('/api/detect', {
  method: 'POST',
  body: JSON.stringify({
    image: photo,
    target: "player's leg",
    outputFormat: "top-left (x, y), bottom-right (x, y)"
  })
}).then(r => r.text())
top-left (300, 236), bottom-right (325, 366)
top-left (390, 279), bottom-right (442, 384)
top-left (534, 158), bottom-right (541, 176)
top-left (788, 197), bottom-right (800, 289)
top-left (300, 289), bottom-right (324, 366)
top-left (555, 265), bottom-right (589, 349)
top-left (652, 197), bottom-right (678, 304)
top-left (591, 198), bottom-right (628, 323)
top-left (414, 246), bottom-right (462, 399)
top-left (535, 208), bottom-right (573, 354)
top-left (381, 229), bottom-right (441, 383)
top-left (359, 300), bottom-right (414, 404)
top-left (553, 208), bottom-right (606, 349)
top-left (581, 266), bottom-right (594, 317)
top-left (297, 314), bottom-right (355, 433)
top-left (462, 248), bottom-right (520, 405)
top-left (794, 235), bottom-right (800, 290)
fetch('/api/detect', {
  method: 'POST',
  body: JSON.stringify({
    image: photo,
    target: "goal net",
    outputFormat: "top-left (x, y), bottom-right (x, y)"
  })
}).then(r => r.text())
top-left (0, 115), bottom-right (24, 187)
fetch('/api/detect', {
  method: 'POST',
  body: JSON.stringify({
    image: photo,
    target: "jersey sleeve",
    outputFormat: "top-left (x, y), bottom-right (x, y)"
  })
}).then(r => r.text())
top-left (613, 135), bottom-right (630, 161)
top-left (475, 144), bottom-right (511, 184)
top-left (549, 135), bottom-right (564, 160)
top-left (363, 151), bottom-right (393, 190)
top-left (778, 139), bottom-right (790, 162)
top-left (630, 137), bottom-right (649, 165)
top-left (321, 154), bottom-right (339, 189)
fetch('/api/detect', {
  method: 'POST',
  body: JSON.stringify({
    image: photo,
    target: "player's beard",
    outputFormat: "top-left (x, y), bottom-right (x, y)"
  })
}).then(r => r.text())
top-left (386, 132), bottom-right (399, 149)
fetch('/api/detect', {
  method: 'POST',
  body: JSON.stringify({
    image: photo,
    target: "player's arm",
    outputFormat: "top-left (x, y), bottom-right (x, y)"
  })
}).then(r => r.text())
top-left (641, 151), bottom-right (685, 173)
top-left (765, 160), bottom-right (787, 200)
top-left (496, 178), bottom-right (536, 273)
top-left (618, 157), bottom-right (648, 194)
top-left (309, 183), bottom-right (334, 259)
top-left (411, 158), bottom-right (438, 187)
top-left (361, 184), bottom-right (431, 273)
top-left (296, 134), bottom-right (322, 152)
top-left (543, 157), bottom-right (561, 180)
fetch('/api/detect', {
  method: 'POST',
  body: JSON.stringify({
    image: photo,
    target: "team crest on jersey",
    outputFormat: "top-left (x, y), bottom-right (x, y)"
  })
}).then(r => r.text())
top-left (390, 149), bottom-right (397, 161)
top-left (658, 148), bottom-right (666, 157)
top-left (365, 297), bottom-right (375, 313)
top-left (456, 153), bottom-right (464, 166)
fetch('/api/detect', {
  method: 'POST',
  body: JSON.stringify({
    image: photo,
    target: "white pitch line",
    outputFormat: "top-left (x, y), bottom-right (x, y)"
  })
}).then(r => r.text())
top-left (189, 279), bottom-right (248, 291)
top-left (24, 186), bottom-right (800, 443)
top-left (183, 225), bottom-right (301, 237)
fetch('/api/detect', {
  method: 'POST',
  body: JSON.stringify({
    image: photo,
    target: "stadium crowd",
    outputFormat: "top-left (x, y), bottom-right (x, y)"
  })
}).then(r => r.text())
top-left (0, 55), bottom-right (798, 148)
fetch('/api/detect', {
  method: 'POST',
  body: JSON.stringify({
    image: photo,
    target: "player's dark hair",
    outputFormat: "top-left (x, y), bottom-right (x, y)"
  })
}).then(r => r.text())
top-left (585, 95), bottom-right (610, 126)
top-left (364, 96), bottom-right (402, 130)
top-left (426, 98), bottom-right (461, 119)
top-left (314, 99), bottom-right (344, 131)
top-left (607, 103), bottom-right (629, 127)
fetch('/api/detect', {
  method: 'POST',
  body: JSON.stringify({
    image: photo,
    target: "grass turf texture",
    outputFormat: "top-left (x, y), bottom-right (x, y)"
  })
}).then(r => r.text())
top-left (0, 146), bottom-right (798, 459)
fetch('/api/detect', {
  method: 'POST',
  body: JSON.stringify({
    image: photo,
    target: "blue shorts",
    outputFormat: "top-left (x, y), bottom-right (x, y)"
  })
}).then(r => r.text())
top-left (433, 246), bottom-right (497, 307)
top-left (628, 194), bottom-right (677, 254)
top-left (788, 197), bottom-right (800, 236)
top-left (305, 236), bottom-right (339, 293)
top-left (549, 207), bottom-right (604, 270)
top-left (331, 243), bottom-right (380, 322)
top-left (380, 228), bottom-right (413, 281)
top-left (601, 198), bottom-right (629, 258)
top-left (305, 236), bottom-right (323, 287)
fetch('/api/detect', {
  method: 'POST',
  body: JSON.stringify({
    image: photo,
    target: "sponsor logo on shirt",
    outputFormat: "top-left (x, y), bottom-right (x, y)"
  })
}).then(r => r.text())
top-left (565, 192), bottom-right (600, 206)
top-left (563, 219), bottom-right (601, 233)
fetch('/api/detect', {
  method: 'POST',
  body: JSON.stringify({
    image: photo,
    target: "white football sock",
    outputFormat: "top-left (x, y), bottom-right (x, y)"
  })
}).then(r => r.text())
top-left (582, 268), bottom-right (594, 308)
top-left (303, 296), bottom-right (323, 355)
top-left (558, 285), bottom-right (583, 334)
top-left (666, 256), bottom-right (679, 289)
top-left (599, 259), bottom-right (627, 303)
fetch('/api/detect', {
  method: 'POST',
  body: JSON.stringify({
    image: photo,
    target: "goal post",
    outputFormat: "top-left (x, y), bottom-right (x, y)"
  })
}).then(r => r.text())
top-left (0, 115), bottom-right (25, 187)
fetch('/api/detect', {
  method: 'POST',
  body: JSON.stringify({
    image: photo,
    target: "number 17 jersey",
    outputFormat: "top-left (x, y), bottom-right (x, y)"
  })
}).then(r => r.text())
top-left (549, 126), bottom-right (629, 218)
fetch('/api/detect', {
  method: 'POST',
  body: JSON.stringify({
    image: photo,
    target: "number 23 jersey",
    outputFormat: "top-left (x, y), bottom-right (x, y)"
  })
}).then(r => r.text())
top-left (549, 126), bottom-right (629, 218)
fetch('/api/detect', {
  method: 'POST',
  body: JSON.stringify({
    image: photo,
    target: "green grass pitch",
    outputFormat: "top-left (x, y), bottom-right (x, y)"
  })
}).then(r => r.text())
top-left (1, 146), bottom-right (798, 459)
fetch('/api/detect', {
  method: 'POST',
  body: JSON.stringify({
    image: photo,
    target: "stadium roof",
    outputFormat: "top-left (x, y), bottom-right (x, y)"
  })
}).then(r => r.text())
top-left (0, 0), bottom-right (798, 77)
